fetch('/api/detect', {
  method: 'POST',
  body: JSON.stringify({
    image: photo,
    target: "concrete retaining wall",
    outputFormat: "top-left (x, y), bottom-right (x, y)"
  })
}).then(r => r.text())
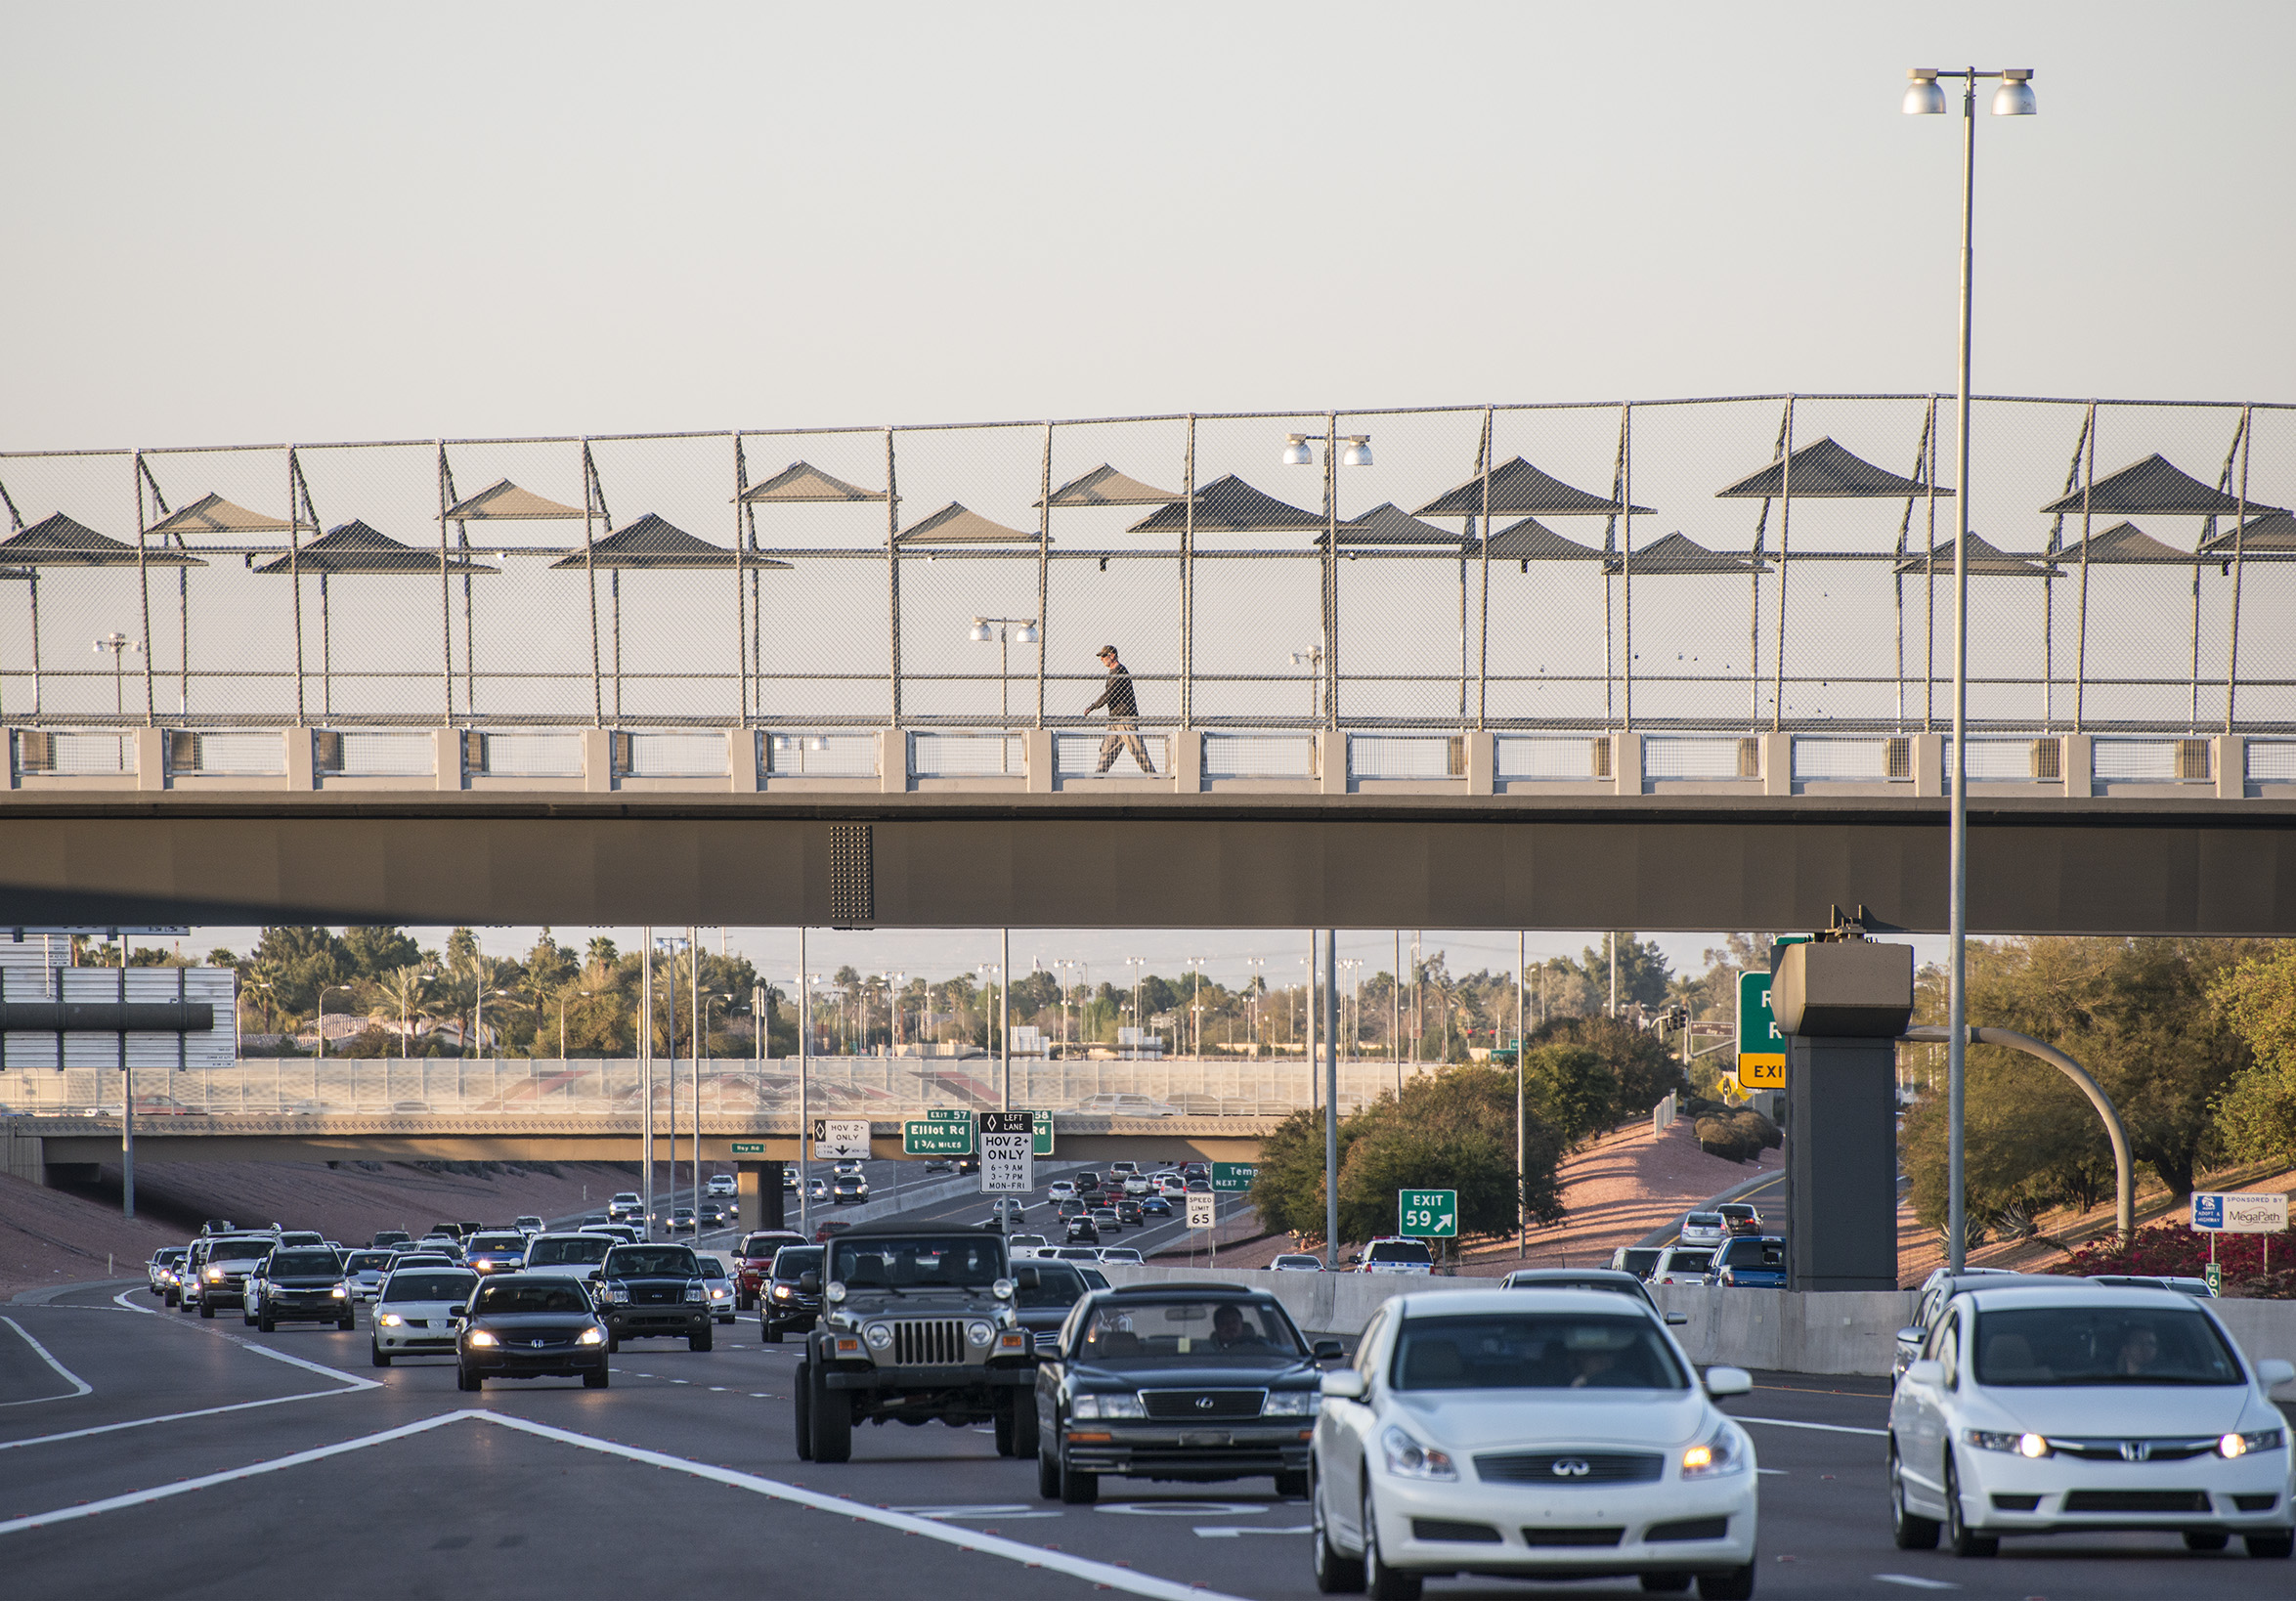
top-left (1098, 1264), bottom-right (2296, 1381)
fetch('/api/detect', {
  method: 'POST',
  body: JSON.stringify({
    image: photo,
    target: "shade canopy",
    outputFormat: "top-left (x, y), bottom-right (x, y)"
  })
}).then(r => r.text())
top-left (2199, 508), bottom-right (2296, 555)
top-left (1715, 436), bottom-right (1951, 499)
top-left (1481, 516), bottom-right (1606, 561)
top-left (1315, 502), bottom-right (1463, 547)
top-left (147, 494), bottom-right (297, 538)
top-left (2058, 521), bottom-right (2194, 564)
top-left (256, 520), bottom-right (497, 576)
top-left (0, 513), bottom-right (205, 566)
top-left (548, 513), bottom-right (790, 569)
top-left (894, 502), bottom-right (1039, 545)
top-left (444, 479), bottom-right (585, 521)
top-left (2039, 453), bottom-right (2280, 516)
top-left (738, 461), bottom-right (887, 503)
top-left (1126, 475), bottom-right (1326, 534)
top-left (1894, 532), bottom-right (2063, 577)
top-left (1609, 532), bottom-right (1768, 573)
top-left (1415, 455), bottom-right (1649, 518)
top-left (1040, 464), bottom-right (1181, 507)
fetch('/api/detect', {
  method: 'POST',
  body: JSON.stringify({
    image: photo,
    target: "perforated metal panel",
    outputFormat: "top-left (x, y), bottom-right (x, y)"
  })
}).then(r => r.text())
top-left (830, 824), bottom-right (874, 926)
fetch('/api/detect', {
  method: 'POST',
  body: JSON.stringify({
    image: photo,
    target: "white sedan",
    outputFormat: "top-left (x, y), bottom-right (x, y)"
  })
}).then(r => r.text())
top-left (1889, 1282), bottom-right (2295, 1559)
top-left (1046, 1181), bottom-right (1078, 1202)
top-left (369, 1267), bottom-right (480, 1365)
top-left (1310, 1288), bottom-right (1756, 1598)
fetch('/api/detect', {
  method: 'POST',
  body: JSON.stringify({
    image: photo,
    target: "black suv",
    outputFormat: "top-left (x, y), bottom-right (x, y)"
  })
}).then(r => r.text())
top-left (758, 1244), bottom-right (824, 1343)
top-left (247, 1247), bottom-right (355, 1332)
top-left (595, 1243), bottom-right (714, 1351)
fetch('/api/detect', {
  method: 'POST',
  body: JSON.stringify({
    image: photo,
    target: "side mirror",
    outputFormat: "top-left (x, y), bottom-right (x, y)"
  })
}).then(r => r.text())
top-left (1320, 1369), bottom-right (1368, 1401)
top-left (1904, 1359), bottom-right (1945, 1388)
top-left (1016, 1268), bottom-right (1040, 1289)
top-left (2255, 1359), bottom-right (2294, 1392)
top-left (1312, 1339), bottom-right (1344, 1363)
top-left (798, 1271), bottom-right (820, 1293)
top-left (1664, 1312), bottom-right (1690, 1326)
top-left (448, 1307), bottom-right (466, 1320)
top-left (1702, 1364), bottom-right (1752, 1399)
top-left (1894, 1325), bottom-right (1924, 1348)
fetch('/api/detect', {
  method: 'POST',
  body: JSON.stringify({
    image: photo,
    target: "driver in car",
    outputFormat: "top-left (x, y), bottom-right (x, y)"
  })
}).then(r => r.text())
top-left (2115, 1322), bottom-right (2161, 1376)
top-left (1211, 1304), bottom-right (1270, 1351)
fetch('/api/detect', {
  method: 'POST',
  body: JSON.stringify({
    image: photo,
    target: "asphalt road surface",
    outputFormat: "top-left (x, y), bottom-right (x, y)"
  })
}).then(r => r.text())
top-left (9, 1273), bottom-right (2294, 1599)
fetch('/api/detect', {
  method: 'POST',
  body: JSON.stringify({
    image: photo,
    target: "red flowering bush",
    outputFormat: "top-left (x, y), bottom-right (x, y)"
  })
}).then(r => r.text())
top-left (2045, 1222), bottom-right (2296, 1298)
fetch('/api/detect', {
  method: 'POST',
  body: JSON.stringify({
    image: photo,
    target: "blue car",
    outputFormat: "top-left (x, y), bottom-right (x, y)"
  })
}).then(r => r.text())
top-left (1137, 1193), bottom-right (1173, 1218)
top-left (1710, 1234), bottom-right (1787, 1288)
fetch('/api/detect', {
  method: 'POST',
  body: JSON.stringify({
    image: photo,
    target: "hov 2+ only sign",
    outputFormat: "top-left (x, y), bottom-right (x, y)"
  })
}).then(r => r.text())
top-left (2191, 1191), bottom-right (2290, 1233)
top-left (978, 1111), bottom-right (1036, 1194)
top-left (811, 1119), bottom-right (871, 1161)
top-left (1399, 1190), bottom-right (1457, 1238)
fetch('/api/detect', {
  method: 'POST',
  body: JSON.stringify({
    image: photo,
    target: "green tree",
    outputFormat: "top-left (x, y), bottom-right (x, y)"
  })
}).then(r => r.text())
top-left (341, 926), bottom-right (421, 981)
top-left (2211, 943), bottom-right (2296, 1165)
top-left (248, 926), bottom-right (351, 1017)
top-left (1520, 1043), bottom-right (1615, 1149)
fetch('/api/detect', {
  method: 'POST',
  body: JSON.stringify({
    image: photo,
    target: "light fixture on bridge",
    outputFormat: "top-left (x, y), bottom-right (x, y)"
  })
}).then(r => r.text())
top-left (1992, 68), bottom-right (2037, 115)
top-left (1902, 67), bottom-right (1947, 115)
top-left (970, 620), bottom-right (993, 642)
top-left (1280, 434), bottom-right (1374, 468)
top-left (1340, 436), bottom-right (1374, 467)
top-left (1280, 435), bottom-right (1315, 466)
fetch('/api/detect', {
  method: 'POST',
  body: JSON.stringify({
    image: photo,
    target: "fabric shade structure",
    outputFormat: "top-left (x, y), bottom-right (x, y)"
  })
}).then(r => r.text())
top-left (147, 494), bottom-right (297, 538)
top-left (1039, 463), bottom-right (1180, 507)
top-left (1607, 532), bottom-right (1768, 573)
top-left (1126, 474), bottom-right (1325, 534)
top-left (737, 461), bottom-right (887, 503)
top-left (1479, 516), bottom-right (1605, 561)
top-left (254, 520), bottom-right (498, 575)
top-left (443, 480), bottom-right (585, 521)
top-left (2058, 520), bottom-right (2195, 564)
top-left (2038, 453), bottom-right (2281, 516)
top-left (892, 502), bottom-right (1040, 545)
top-left (1414, 456), bottom-right (1649, 518)
top-left (0, 512), bottom-right (206, 566)
top-left (1714, 436), bottom-right (1952, 499)
top-left (2199, 508), bottom-right (2296, 555)
top-left (548, 512), bottom-right (791, 568)
top-left (1315, 502), bottom-right (1463, 547)
top-left (1894, 532), bottom-right (2062, 577)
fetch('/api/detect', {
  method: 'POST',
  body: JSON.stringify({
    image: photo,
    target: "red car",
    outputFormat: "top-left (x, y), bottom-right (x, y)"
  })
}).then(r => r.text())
top-left (731, 1229), bottom-right (805, 1309)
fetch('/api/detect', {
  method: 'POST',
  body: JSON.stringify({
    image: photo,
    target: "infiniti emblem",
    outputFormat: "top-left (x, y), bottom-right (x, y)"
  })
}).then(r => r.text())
top-left (1195, 1397), bottom-right (1217, 1410)
top-left (1552, 1458), bottom-right (1592, 1478)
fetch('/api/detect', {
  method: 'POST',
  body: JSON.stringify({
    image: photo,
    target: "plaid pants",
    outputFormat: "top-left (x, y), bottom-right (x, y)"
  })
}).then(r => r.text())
top-left (1097, 720), bottom-right (1156, 774)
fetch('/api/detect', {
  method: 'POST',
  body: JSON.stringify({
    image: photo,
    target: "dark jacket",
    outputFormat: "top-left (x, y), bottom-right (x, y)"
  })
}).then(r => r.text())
top-left (1084, 664), bottom-right (1138, 719)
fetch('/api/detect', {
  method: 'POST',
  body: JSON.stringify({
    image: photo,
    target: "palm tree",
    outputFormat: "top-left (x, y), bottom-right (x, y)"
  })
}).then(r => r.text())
top-left (373, 966), bottom-right (434, 1058)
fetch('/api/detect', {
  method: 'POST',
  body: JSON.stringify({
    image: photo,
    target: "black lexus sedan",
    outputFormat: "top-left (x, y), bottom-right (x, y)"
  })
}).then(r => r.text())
top-left (594, 1243), bottom-right (715, 1351)
top-left (1034, 1283), bottom-right (1339, 1505)
top-left (455, 1276), bottom-right (609, 1390)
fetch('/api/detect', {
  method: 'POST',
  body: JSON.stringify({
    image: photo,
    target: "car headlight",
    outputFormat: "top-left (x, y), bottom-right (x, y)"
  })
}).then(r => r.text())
top-left (1965, 1429), bottom-right (2051, 1459)
top-left (207, 1268), bottom-right (224, 1280)
top-left (330, 1285), bottom-right (348, 1298)
top-left (578, 1326), bottom-right (606, 1346)
top-left (863, 1323), bottom-right (894, 1351)
top-left (992, 1277), bottom-right (1015, 1300)
top-left (378, 1312), bottom-right (404, 1327)
top-left (710, 1285), bottom-right (729, 1299)
top-left (967, 1320), bottom-right (996, 1348)
top-left (2223, 1429), bottom-right (2284, 1458)
top-left (465, 1330), bottom-right (498, 1347)
top-left (684, 1284), bottom-right (705, 1303)
top-left (771, 1285), bottom-right (793, 1300)
top-left (1681, 1425), bottom-right (1750, 1478)
top-left (1071, 1394), bottom-right (1146, 1420)
top-left (825, 1281), bottom-right (846, 1304)
top-left (1263, 1392), bottom-right (1321, 1416)
top-left (596, 1284), bottom-right (622, 1304)
top-left (1381, 1425), bottom-right (1456, 1481)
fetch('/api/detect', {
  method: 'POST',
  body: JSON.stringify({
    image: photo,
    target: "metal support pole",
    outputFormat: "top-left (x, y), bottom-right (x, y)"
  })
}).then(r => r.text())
top-left (583, 440), bottom-right (602, 725)
top-left (799, 928), bottom-right (808, 1235)
top-left (120, 931), bottom-right (134, 1219)
top-left (1037, 422), bottom-right (1052, 729)
top-left (1946, 70), bottom-right (1977, 1274)
top-left (1393, 930), bottom-right (1402, 1098)
top-left (2226, 406), bottom-right (2253, 732)
top-left (1771, 398), bottom-right (1796, 730)
top-left (287, 448), bottom-right (306, 724)
top-left (1180, 415), bottom-right (1195, 729)
top-left (437, 441), bottom-right (454, 722)
top-left (1001, 927), bottom-right (1011, 1112)
top-left (691, 925), bottom-right (701, 1226)
top-left (1476, 407), bottom-right (1493, 729)
top-left (1322, 930), bottom-right (1340, 1270)
top-left (641, 924), bottom-right (654, 1236)
top-left (2073, 402), bottom-right (2098, 730)
top-left (885, 427), bottom-right (901, 727)
top-left (1515, 930), bottom-right (1525, 1257)
top-left (1621, 404), bottom-right (1634, 731)
top-left (1322, 413), bottom-right (1339, 730)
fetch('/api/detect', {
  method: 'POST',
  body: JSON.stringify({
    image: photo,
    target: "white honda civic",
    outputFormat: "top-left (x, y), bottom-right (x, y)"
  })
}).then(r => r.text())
top-left (1889, 1282), bottom-right (2295, 1560)
top-left (1310, 1288), bottom-right (1757, 1599)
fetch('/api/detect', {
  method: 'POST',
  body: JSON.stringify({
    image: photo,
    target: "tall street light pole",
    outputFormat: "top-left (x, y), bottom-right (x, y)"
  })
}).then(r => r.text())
top-left (1905, 64), bottom-right (2037, 1273)
top-left (317, 983), bottom-right (354, 1060)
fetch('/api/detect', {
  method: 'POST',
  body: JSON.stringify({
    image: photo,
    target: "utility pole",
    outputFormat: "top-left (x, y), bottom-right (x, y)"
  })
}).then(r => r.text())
top-left (641, 925), bottom-right (654, 1236)
top-left (1322, 929), bottom-right (1340, 1270)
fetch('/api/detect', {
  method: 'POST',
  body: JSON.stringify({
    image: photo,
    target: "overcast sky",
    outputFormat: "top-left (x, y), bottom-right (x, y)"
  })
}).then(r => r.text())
top-left (10, 6), bottom-right (2274, 982)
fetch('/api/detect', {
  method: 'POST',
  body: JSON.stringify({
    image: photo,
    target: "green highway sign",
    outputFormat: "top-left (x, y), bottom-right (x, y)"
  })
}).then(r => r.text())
top-left (926, 1108), bottom-right (972, 1121)
top-left (1031, 1109), bottom-right (1055, 1157)
top-left (1398, 1190), bottom-right (1457, 1238)
top-left (1734, 936), bottom-right (1808, 1091)
top-left (730, 1142), bottom-right (765, 1156)
top-left (903, 1112), bottom-right (975, 1157)
top-left (1211, 1162), bottom-right (1257, 1191)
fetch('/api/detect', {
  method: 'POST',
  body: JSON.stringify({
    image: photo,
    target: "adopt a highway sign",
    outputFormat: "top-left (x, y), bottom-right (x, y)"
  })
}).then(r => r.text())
top-left (811, 1119), bottom-right (871, 1161)
top-left (1399, 1190), bottom-right (1457, 1238)
top-left (2191, 1191), bottom-right (2289, 1233)
top-left (977, 1111), bottom-right (1035, 1194)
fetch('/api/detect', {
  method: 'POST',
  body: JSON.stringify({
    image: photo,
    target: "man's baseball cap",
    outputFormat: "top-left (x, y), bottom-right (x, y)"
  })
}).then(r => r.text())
top-left (1097, 645), bottom-right (1118, 659)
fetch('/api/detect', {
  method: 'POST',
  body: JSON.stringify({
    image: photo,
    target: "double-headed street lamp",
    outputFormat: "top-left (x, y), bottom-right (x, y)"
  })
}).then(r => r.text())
top-left (1905, 64), bottom-right (2037, 1273)
top-left (1283, 431), bottom-right (1372, 730)
top-left (968, 616), bottom-right (1040, 735)
top-left (93, 632), bottom-right (138, 715)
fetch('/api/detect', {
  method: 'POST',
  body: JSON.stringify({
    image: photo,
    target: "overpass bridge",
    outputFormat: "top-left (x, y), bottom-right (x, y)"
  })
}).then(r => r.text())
top-left (5, 392), bottom-right (2293, 932)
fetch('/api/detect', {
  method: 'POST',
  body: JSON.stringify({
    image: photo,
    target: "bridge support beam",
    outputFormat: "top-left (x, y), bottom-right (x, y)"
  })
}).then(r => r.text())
top-left (737, 1159), bottom-right (784, 1233)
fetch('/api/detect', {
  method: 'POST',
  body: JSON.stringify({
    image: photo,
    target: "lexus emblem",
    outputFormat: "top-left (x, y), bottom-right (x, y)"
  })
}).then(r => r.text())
top-left (1552, 1458), bottom-right (1592, 1478)
top-left (1195, 1397), bottom-right (1217, 1410)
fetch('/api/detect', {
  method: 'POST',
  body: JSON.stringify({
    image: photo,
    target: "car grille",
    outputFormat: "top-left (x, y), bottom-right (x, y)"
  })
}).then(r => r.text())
top-left (2062, 1491), bottom-right (2212, 1514)
top-left (1645, 1516), bottom-right (1730, 1542)
top-left (888, 1320), bottom-right (968, 1365)
top-left (1478, 1451), bottom-right (1664, 1485)
top-left (1519, 1526), bottom-right (1624, 1547)
top-left (634, 1286), bottom-right (681, 1305)
top-left (1142, 1389), bottom-right (1267, 1420)
top-left (2047, 1437), bottom-right (2219, 1462)
top-left (1411, 1520), bottom-right (1501, 1543)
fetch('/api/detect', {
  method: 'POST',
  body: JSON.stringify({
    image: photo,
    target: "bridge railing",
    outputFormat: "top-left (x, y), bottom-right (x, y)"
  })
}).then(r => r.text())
top-left (4, 394), bottom-right (2290, 743)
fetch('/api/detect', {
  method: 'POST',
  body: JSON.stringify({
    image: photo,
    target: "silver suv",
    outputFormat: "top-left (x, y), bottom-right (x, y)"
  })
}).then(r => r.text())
top-left (797, 1224), bottom-right (1039, 1464)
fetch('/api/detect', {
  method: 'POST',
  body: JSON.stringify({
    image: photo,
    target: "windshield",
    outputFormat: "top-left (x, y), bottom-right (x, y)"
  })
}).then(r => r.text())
top-left (1973, 1306), bottom-right (2245, 1387)
top-left (468, 1234), bottom-right (525, 1252)
top-left (694, 1256), bottom-right (727, 1276)
top-left (1663, 1251), bottom-right (1713, 1274)
top-left (771, 1247), bottom-right (821, 1280)
top-left (345, 1253), bottom-right (391, 1272)
top-left (475, 1280), bottom-right (592, 1316)
top-left (1393, 1313), bottom-right (1687, 1391)
top-left (606, 1247), bottom-right (699, 1277)
top-left (1511, 1276), bottom-right (1650, 1302)
top-left (269, 1251), bottom-right (341, 1276)
top-left (740, 1233), bottom-right (800, 1258)
top-left (206, 1240), bottom-right (271, 1265)
top-left (1077, 1299), bottom-right (1303, 1362)
top-left (1719, 1239), bottom-right (1785, 1269)
top-left (527, 1236), bottom-right (613, 1267)
top-left (830, 1235), bottom-right (1004, 1289)
top-left (1365, 1240), bottom-right (1432, 1264)
top-left (1018, 1263), bottom-right (1087, 1308)
top-left (383, 1272), bottom-right (478, 1303)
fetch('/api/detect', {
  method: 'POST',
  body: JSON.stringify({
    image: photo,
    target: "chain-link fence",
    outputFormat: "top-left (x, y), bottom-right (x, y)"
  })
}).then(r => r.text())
top-left (5, 396), bottom-right (2289, 737)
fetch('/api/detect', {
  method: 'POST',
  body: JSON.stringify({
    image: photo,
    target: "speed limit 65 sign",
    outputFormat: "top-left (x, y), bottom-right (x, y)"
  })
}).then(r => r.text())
top-left (1398, 1190), bottom-right (1457, 1237)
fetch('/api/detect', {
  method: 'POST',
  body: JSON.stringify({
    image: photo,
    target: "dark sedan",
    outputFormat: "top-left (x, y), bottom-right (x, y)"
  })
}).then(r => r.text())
top-left (1034, 1284), bottom-right (1337, 1504)
top-left (595, 1243), bottom-right (714, 1351)
top-left (456, 1276), bottom-right (609, 1390)
top-left (1138, 1193), bottom-right (1173, 1219)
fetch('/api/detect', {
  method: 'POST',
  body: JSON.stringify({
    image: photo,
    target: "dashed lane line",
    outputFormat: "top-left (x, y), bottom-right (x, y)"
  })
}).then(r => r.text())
top-left (1735, 1415), bottom-right (1889, 1438)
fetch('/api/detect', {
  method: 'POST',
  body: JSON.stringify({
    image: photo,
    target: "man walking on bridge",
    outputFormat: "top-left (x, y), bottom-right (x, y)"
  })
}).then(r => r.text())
top-left (1087, 644), bottom-right (1155, 774)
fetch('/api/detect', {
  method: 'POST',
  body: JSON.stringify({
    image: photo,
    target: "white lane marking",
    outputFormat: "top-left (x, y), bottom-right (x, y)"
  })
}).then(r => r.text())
top-left (0, 1411), bottom-right (469, 1535)
top-left (480, 1412), bottom-right (1253, 1601)
top-left (1873, 1577), bottom-right (1958, 1591)
top-left (0, 1319), bottom-right (94, 1406)
top-left (1756, 1468), bottom-right (1789, 1476)
top-left (1194, 1527), bottom-right (1310, 1538)
top-left (238, 1343), bottom-right (380, 1391)
top-left (1735, 1414), bottom-right (1888, 1438)
top-left (891, 1503), bottom-right (1063, 1522)
top-left (1098, 1501), bottom-right (1268, 1517)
